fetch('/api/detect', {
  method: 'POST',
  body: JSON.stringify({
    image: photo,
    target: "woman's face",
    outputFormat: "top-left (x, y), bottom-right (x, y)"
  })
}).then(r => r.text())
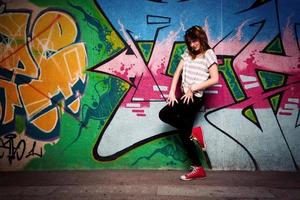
top-left (189, 39), bottom-right (201, 52)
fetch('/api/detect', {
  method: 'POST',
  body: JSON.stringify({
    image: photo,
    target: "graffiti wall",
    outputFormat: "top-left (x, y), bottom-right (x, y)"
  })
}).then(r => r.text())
top-left (0, 0), bottom-right (299, 171)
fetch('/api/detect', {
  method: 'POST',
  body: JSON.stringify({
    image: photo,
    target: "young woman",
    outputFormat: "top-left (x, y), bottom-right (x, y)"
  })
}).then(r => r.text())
top-left (159, 26), bottom-right (219, 180)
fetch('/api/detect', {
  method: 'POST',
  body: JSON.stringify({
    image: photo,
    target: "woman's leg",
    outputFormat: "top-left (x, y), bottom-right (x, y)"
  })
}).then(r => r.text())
top-left (178, 131), bottom-right (202, 166)
top-left (177, 97), bottom-right (207, 180)
top-left (159, 100), bottom-right (185, 129)
top-left (159, 97), bottom-right (204, 166)
top-left (177, 97), bottom-right (204, 166)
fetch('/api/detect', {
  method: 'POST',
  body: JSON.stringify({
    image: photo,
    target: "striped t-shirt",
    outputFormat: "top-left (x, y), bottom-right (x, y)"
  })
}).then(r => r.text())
top-left (181, 49), bottom-right (217, 97)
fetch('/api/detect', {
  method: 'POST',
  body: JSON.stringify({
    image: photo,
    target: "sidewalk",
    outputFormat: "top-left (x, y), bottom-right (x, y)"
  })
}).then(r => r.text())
top-left (1, 170), bottom-right (300, 200)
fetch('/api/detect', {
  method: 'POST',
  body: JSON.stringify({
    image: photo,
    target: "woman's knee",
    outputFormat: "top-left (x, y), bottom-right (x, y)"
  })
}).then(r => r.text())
top-left (159, 108), bottom-right (167, 122)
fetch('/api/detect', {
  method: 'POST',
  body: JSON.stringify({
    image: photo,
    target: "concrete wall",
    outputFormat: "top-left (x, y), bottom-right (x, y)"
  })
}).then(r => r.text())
top-left (0, 0), bottom-right (299, 171)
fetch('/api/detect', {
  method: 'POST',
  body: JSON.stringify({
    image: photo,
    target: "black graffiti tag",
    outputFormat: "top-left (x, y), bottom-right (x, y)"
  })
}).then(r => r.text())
top-left (0, 133), bottom-right (42, 165)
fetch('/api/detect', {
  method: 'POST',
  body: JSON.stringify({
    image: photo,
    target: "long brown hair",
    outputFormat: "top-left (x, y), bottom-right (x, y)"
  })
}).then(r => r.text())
top-left (184, 26), bottom-right (211, 59)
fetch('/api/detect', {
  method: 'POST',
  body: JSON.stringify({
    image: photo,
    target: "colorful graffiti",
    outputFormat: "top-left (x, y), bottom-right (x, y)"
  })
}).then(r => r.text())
top-left (0, 4), bottom-right (87, 169)
top-left (0, 0), bottom-right (299, 171)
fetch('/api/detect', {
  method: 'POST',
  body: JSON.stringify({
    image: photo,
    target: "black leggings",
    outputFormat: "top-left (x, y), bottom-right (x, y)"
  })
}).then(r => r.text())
top-left (159, 96), bottom-right (204, 166)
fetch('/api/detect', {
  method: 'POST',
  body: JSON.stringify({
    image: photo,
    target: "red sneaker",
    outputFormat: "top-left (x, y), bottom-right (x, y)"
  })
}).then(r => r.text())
top-left (190, 126), bottom-right (206, 150)
top-left (180, 166), bottom-right (206, 181)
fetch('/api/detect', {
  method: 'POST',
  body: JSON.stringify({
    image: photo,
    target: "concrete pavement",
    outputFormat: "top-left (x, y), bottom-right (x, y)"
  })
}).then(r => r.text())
top-left (1, 170), bottom-right (300, 200)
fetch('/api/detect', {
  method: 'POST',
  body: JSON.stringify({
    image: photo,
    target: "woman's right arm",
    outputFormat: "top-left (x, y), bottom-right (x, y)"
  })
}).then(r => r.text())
top-left (167, 59), bottom-right (184, 106)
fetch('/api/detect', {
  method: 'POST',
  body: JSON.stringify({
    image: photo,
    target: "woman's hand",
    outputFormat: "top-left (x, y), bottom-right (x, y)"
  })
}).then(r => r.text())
top-left (167, 91), bottom-right (178, 107)
top-left (181, 86), bottom-right (194, 104)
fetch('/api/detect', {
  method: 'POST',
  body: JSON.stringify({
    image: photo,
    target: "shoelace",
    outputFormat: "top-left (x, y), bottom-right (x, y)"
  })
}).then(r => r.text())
top-left (186, 167), bottom-right (198, 177)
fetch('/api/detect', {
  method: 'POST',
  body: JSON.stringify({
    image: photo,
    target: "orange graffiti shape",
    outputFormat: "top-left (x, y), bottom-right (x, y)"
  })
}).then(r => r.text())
top-left (18, 11), bottom-right (86, 133)
top-left (0, 13), bottom-right (38, 79)
top-left (0, 11), bottom-right (86, 135)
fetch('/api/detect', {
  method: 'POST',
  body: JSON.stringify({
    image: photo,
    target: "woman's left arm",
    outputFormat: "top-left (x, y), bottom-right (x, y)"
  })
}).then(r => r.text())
top-left (191, 63), bottom-right (219, 92)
